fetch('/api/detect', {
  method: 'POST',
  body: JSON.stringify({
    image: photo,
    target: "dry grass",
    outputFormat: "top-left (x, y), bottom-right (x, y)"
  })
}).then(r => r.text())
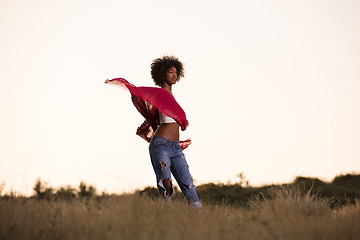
top-left (0, 187), bottom-right (359, 240)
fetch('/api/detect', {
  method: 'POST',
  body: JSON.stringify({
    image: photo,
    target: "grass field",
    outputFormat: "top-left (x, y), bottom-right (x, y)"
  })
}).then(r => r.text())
top-left (1, 187), bottom-right (359, 240)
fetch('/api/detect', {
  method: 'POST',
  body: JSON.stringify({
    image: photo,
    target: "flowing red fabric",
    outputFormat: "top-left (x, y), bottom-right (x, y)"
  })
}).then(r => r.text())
top-left (105, 78), bottom-right (191, 150)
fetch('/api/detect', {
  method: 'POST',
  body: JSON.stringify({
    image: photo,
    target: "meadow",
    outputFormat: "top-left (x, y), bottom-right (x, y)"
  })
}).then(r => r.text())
top-left (1, 174), bottom-right (360, 240)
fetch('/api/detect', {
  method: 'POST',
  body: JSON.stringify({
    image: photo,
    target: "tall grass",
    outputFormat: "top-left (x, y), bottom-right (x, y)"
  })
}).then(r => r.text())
top-left (0, 187), bottom-right (359, 240)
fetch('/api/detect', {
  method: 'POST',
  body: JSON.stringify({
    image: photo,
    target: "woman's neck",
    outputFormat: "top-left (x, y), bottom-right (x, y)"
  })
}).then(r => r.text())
top-left (162, 82), bottom-right (172, 93)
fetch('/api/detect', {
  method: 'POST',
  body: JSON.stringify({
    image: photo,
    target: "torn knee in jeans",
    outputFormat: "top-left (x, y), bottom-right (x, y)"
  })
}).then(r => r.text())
top-left (158, 178), bottom-right (173, 197)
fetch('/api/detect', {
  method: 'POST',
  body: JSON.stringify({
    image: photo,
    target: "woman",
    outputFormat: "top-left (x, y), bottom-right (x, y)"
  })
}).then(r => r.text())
top-left (148, 56), bottom-right (201, 208)
top-left (105, 56), bottom-right (201, 208)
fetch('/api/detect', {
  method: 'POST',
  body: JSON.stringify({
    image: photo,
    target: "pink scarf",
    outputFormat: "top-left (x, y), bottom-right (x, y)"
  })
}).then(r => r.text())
top-left (105, 78), bottom-right (191, 150)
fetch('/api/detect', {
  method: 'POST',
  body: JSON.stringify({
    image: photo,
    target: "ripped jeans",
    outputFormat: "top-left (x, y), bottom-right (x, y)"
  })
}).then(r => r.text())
top-left (149, 135), bottom-right (201, 208)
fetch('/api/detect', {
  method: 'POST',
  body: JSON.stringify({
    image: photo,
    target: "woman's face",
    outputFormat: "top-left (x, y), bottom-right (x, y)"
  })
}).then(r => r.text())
top-left (165, 66), bottom-right (178, 85)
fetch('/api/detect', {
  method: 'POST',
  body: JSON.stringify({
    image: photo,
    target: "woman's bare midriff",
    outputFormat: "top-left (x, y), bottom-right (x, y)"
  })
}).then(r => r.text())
top-left (154, 123), bottom-right (180, 142)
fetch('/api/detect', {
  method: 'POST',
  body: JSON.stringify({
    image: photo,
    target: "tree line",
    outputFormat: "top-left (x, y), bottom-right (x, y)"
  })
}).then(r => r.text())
top-left (1, 173), bottom-right (359, 207)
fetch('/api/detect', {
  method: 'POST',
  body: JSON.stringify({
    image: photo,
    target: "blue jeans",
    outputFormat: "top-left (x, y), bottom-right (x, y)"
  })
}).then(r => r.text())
top-left (149, 135), bottom-right (201, 208)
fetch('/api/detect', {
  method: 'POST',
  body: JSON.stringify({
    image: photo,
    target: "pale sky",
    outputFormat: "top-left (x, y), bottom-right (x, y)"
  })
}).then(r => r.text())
top-left (1, 0), bottom-right (359, 196)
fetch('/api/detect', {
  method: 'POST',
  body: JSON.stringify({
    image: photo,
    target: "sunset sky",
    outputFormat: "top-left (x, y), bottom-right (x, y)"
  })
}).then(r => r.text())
top-left (1, 0), bottom-right (359, 196)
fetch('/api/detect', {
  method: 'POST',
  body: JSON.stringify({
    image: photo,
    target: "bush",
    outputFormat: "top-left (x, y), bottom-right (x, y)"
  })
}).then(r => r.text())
top-left (78, 182), bottom-right (96, 198)
top-left (33, 179), bottom-right (54, 200)
top-left (55, 186), bottom-right (77, 200)
top-left (332, 174), bottom-right (360, 187)
top-left (293, 176), bottom-right (326, 190)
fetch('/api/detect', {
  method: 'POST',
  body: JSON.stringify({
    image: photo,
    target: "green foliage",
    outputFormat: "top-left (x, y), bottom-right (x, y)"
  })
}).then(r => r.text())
top-left (332, 173), bottom-right (360, 187)
top-left (33, 179), bottom-right (54, 200)
top-left (293, 176), bottom-right (326, 190)
top-left (55, 186), bottom-right (77, 200)
top-left (23, 173), bottom-right (360, 208)
top-left (283, 174), bottom-right (360, 207)
top-left (141, 174), bottom-right (359, 208)
top-left (197, 183), bottom-right (245, 206)
top-left (31, 180), bottom-right (97, 200)
top-left (0, 191), bottom-right (18, 200)
top-left (78, 182), bottom-right (97, 198)
top-left (324, 173), bottom-right (360, 206)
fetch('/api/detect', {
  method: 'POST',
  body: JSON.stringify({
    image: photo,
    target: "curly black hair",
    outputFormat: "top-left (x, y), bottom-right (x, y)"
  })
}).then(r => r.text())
top-left (150, 55), bottom-right (184, 87)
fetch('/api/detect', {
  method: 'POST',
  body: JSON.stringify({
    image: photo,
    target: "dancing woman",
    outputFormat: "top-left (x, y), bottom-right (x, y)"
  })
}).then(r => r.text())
top-left (105, 56), bottom-right (202, 208)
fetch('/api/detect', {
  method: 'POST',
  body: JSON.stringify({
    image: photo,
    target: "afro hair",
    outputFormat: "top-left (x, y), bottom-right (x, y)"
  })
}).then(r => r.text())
top-left (150, 56), bottom-right (184, 87)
